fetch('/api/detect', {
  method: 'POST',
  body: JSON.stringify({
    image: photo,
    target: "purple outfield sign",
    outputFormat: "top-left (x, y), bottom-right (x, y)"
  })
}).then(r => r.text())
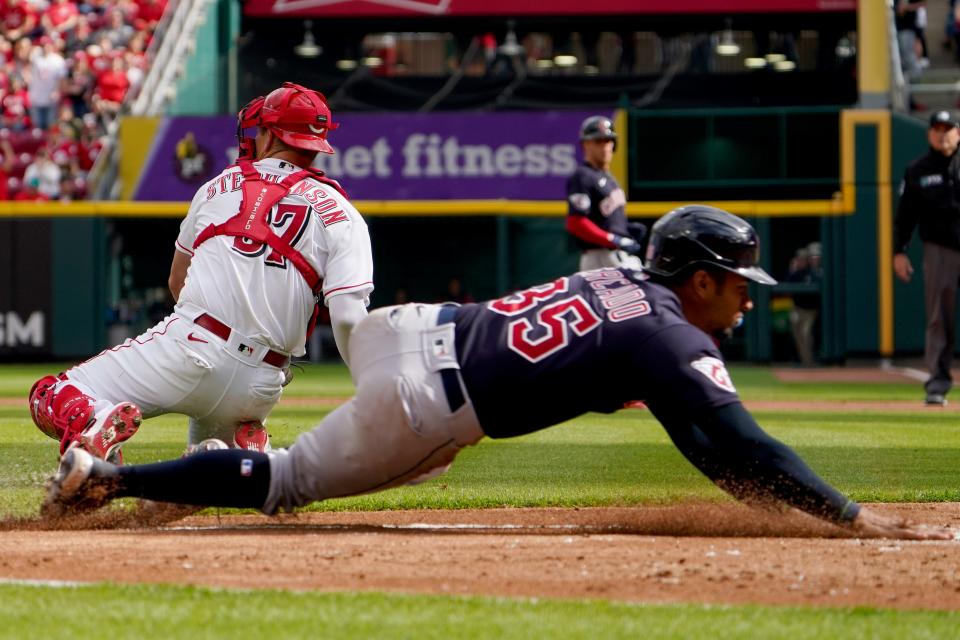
top-left (132, 111), bottom-right (613, 202)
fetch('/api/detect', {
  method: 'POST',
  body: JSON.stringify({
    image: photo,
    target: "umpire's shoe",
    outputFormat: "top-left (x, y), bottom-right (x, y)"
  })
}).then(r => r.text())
top-left (42, 448), bottom-right (121, 519)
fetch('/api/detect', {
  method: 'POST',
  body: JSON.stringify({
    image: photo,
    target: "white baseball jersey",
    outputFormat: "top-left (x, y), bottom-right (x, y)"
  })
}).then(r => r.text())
top-left (174, 157), bottom-right (374, 357)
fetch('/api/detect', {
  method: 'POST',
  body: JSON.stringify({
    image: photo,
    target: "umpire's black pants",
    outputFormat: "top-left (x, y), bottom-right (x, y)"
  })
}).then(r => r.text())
top-left (923, 242), bottom-right (960, 395)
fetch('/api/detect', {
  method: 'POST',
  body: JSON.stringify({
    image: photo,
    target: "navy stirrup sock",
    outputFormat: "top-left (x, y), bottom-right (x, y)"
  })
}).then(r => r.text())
top-left (116, 450), bottom-right (271, 509)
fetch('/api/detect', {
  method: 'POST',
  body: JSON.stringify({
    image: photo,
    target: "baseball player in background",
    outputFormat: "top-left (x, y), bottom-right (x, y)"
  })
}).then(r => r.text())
top-left (566, 115), bottom-right (647, 271)
top-left (28, 82), bottom-right (374, 462)
top-left (44, 206), bottom-right (950, 540)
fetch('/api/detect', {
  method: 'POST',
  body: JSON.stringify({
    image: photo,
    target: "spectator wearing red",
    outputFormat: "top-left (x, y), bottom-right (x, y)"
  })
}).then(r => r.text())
top-left (13, 176), bottom-right (51, 201)
top-left (133, 0), bottom-right (165, 32)
top-left (0, 34), bottom-right (13, 65)
top-left (85, 37), bottom-right (115, 73)
top-left (0, 133), bottom-right (14, 200)
top-left (1, 0), bottom-right (38, 43)
top-left (77, 126), bottom-right (101, 173)
top-left (92, 55), bottom-right (129, 120)
top-left (49, 124), bottom-right (81, 176)
top-left (42, 0), bottom-right (80, 40)
top-left (2, 76), bottom-right (29, 131)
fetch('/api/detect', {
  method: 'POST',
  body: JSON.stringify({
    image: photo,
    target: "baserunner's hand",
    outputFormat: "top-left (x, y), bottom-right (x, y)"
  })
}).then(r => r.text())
top-left (851, 506), bottom-right (954, 540)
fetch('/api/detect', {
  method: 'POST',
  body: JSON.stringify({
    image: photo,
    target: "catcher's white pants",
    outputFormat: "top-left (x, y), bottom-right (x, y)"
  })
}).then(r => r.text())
top-left (64, 312), bottom-right (285, 446)
top-left (265, 303), bottom-right (484, 514)
top-left (579, 248), bottom-right (644, 272)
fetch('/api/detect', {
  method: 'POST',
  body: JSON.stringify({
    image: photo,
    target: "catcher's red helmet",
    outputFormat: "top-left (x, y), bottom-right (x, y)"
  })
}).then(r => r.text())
top-left (260, 82), bottom-right (338, 154)
top-left (235, 82), bottom-right (338, 159)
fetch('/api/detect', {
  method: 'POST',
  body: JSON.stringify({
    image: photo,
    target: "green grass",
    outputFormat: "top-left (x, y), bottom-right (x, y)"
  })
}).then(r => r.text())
top-left (2, 363), bottom-right (959, 514)
top-left (0, 583), bottom-right (955, 640)
top-left (1, 361), bottom-right (957, 634)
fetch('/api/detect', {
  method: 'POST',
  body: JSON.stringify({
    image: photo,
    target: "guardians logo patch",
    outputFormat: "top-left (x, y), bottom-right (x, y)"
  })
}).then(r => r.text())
top-left (690, 356), bottom-right (736, 393)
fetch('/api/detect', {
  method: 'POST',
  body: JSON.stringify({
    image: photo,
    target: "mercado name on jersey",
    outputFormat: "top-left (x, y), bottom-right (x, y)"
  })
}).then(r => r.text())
top-left (451, 267), bottom-right (735, 438)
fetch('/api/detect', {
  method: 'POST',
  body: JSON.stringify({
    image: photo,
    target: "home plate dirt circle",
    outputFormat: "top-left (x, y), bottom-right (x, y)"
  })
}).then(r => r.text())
top-left (1, 503), bottom-right (958, 610)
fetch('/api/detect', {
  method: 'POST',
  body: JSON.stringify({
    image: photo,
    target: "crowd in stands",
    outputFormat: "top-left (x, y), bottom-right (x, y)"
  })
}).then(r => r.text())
top-left (0, 0), bottom-right (165, 200)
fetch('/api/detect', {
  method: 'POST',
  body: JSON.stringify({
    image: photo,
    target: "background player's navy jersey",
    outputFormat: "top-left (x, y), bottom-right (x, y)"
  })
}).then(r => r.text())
top-left (566, 162), bottom-right (628, 249)
top-left (452, 269), bottom-right (740, 438)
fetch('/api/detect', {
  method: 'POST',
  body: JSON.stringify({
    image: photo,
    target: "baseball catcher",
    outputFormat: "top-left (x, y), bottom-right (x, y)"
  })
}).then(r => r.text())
top-left (29, 82), bottom-right (374, 462)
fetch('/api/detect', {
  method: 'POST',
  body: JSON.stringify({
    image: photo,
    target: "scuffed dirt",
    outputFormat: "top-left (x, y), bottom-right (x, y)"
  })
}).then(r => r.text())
top-left (1, 503), bottom-right (958, 610)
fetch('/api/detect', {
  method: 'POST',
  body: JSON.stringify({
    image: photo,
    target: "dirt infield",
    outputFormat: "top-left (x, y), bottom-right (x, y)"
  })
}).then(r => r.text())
top-left (3, 367), bottom-right (957, 609)
top-left (2, 503), bottom-right (958, 610)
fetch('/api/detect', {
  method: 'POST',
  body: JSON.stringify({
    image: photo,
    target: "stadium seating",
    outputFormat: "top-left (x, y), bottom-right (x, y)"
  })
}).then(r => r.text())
top-left (0, 0), bottom-right (166, 200)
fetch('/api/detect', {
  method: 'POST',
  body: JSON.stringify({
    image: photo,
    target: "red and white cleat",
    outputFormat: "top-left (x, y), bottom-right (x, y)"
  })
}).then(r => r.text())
top-left (233, 421), bottom-right (270, 452)
top-left (74, 402), bottom-right (142, 462)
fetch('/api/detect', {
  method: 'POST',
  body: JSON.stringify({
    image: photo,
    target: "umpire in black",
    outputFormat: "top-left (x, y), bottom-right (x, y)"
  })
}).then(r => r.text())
top-left (565, 115), bottom-right (646, 271)
top-left (894, 109), bottom-right (960, 406)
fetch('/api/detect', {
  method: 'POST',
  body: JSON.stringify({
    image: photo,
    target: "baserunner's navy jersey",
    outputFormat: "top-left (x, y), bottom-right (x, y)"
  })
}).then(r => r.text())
top-left (452, 268), bottom-right (740, 438)
top-left (566, 162), bottom-right (628, 249)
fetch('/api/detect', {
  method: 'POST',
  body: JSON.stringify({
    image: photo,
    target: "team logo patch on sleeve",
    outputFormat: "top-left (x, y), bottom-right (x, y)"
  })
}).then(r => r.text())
top-left (690, 356), bottom-right (737, 393)
top-left (569, 193), bottom-right (590, 210)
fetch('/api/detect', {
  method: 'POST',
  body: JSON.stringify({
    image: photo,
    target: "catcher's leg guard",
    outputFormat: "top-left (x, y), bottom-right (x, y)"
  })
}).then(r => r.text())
top-left (28, 375), bottom-right (142, 460)
top-left (233, 421), bottom-right (270, 452)
top-left (29, 375), bottom-right (65, 440)
top-left (30, 376), bottom-right (100, 454)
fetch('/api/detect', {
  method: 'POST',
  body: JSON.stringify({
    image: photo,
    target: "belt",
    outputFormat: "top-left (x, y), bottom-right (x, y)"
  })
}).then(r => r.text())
top-left (436, 305), bottom-right (465, 413)
top-left (194, 313), bottom-right (290, 369)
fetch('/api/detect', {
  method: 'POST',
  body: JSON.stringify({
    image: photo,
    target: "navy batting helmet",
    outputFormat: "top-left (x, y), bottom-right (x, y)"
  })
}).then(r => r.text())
top-left (643, 205), bottom-right (777, 285)
top-left (579, 115), bottom-right (617, 149)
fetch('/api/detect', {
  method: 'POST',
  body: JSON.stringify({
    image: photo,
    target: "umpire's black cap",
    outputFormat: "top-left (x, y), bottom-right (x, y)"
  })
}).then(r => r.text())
top-left (929, 110), bottom-right (959, 129)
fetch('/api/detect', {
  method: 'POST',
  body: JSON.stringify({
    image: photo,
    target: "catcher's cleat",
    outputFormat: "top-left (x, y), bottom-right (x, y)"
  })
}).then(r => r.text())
top-left (42, 448), bottom-right (120, 518)
top-left (233, 421), bottom-right (270, 452)
top-left (73, 402), bottom-right (143, 461)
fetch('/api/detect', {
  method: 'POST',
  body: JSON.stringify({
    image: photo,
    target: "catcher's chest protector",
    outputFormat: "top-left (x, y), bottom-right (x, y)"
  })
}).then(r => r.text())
top-left (192, 161), bottom-right (349, 294)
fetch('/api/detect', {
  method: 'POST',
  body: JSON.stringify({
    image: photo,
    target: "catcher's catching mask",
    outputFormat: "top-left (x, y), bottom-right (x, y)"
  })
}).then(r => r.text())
top-left (236, 95), bottom-right (266, 162)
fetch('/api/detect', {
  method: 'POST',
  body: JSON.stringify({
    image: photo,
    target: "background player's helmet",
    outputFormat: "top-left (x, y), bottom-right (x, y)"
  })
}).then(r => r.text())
top-left (643, 205), bottom-right (777, 285)
top-left (579, 115), bottom-right (617, 150)
top-left (235, 82), bottom-right (339, 160)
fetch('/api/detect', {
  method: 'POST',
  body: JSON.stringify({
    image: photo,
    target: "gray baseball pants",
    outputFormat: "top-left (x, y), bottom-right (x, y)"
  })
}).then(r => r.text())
top-left (264, 303), bottom-right (485, 514)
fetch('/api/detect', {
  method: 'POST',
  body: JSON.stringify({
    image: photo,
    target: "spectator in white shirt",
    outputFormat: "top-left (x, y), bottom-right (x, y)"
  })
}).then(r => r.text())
top-left (28, 37), bottom-right (68, 131)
